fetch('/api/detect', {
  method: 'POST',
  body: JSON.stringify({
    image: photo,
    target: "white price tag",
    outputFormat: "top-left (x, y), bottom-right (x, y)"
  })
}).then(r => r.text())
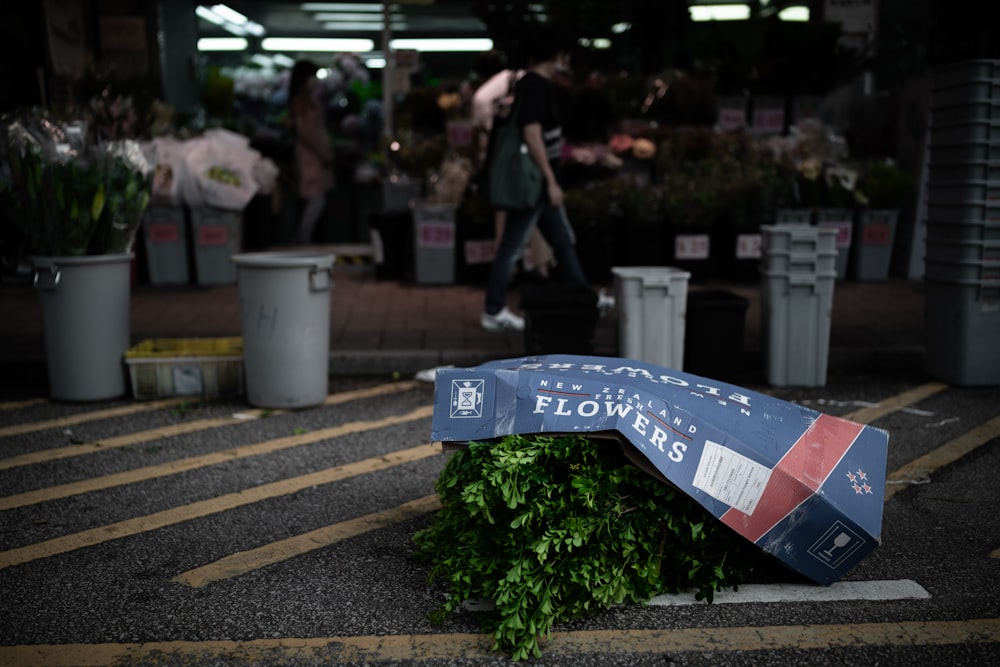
top-left (736, 233), bottom-right (762, 259)
top-left (675, 234), bottom-right (711, 260)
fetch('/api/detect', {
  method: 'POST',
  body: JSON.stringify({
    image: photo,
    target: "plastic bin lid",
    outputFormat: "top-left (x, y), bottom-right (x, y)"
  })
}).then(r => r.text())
top-left (231, 251), bottom-right (335, 269)
top-left (611, 266), bottom-right (692, 287)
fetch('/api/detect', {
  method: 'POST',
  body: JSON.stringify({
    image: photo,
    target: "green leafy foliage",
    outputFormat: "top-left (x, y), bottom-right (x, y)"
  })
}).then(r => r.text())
top-left (412, 433), bottom-right (758, 660)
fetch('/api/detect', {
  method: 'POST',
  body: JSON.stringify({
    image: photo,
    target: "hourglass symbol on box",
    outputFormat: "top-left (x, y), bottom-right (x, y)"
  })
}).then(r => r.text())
top-left (450, 379), bottom-right (484, 418)
top-left (809, 521), bottom-right (865, 569)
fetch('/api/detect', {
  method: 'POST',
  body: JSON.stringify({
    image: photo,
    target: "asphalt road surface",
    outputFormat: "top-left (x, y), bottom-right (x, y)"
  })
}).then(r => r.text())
top-left (0, 368), bottom-right (998, 666)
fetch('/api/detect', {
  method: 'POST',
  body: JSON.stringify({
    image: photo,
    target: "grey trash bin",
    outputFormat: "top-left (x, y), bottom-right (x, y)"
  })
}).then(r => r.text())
top-left (33, 254), bottom-right (133, 401)
top-left (760, 226), bottom-right (837, 387)
top-left (232, 252), bottom-right (335, 408)
top-left (611, 266), bottom-right (690, 369)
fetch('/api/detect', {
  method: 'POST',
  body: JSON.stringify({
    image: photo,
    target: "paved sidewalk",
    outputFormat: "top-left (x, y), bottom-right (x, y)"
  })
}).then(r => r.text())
top-left (0, 261), bottom-right (926, 388)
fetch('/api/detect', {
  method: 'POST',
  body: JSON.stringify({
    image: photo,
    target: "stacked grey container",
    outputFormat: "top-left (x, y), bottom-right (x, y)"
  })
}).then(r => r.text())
top-left (760, 225), bottom-right (838, 387)
top-left (925, 60), bottom-right (1000, 385)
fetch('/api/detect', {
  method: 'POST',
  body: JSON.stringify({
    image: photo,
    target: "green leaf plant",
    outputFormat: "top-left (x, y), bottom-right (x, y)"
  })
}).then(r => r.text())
top-left (412, 433), bottom-right (759, 660)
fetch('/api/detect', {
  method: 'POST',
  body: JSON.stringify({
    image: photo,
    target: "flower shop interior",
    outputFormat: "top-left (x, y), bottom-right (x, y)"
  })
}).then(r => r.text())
top-left (1, 0), bottom-right (994, 287)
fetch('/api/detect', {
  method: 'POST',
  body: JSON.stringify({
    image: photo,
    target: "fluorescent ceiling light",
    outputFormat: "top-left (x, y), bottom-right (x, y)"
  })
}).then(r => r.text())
top-left (271, 53), bottom-right (296, 67)
top-left (261, 37), bottom-right (376, 52)
top-left (210, 4), bottom-right (248, 25)
top-left (195, 6), bottom-right (225, 25)
top-left (591, 38), bottom-right (611, 49)
top-left (302, 3), bottom-right (384, 11)
top-left (197, 37), bottom-right (248, 51)
top-left (221, 22), bottom-right (247, 36)
top-left (365, 56), bottom-right (387, 69)
top-left (779, 6), bottom-right (810, 21)
top-left (322, 22), bottom-right (407, 30)
top-left (389, 38), bottom-right (493, 52)
top-left (611, 22), bottom-right (631, 34)
top-left (196, 5), bottom-right (264, 37)
top-left (314, 12), bottom-right (401, 21)
top-left (689, 5), bottom-right (751, 21)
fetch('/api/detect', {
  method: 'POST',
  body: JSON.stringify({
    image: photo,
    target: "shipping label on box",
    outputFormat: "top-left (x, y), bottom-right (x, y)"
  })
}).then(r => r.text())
top-left (431, 354), bottom-right (888, 585)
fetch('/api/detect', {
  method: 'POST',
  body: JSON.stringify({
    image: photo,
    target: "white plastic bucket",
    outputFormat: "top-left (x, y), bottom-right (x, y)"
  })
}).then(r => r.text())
top-left (232, 252), bottom-right (335, 408)
top-left (32, 254), bottom-right (133, 402)
top-left (611, 266), bottom-right (690, 370)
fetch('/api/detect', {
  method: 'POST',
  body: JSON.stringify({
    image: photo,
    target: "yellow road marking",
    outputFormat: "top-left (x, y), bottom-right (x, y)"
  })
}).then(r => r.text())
top-left (843, 381), bottom-right (949, 424)
top-left (991, 547), bottom-right (999, 559)
top-left (0, 397), bottom-right (189, 439)
top-left (0, 405), bottom-right (433, 511)
top-left (0, 442), bottom-right (439, 570)
top-left (1, 618), bottom-right (997, 666)
top-left (175, 494), bottom-right (442, 587)
top-left (0, 397), bottom-right (47, 411)
top-left (0, 381), bottom-right (419, 471)
top-left (885, 415), bottom-right (1000, 501)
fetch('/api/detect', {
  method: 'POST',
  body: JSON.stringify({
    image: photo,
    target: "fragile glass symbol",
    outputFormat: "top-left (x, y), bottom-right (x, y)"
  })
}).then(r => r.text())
top-left (823, 532), bottom-right (851, 557)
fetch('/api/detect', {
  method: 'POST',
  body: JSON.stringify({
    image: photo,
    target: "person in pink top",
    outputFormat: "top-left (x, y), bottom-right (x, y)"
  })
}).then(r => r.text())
top-left (288, 60), bottom-right (335, 244)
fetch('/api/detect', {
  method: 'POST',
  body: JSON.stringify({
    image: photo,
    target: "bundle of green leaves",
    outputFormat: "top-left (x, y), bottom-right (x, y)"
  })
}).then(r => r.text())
top-left (413, 433), bottom-right (759, 660)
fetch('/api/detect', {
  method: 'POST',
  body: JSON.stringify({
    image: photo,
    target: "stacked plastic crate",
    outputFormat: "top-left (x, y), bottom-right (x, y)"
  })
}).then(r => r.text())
top-left (759, 225), bottom-right (838, 386)
top-left (925, 60), bottom-right (1000, 385)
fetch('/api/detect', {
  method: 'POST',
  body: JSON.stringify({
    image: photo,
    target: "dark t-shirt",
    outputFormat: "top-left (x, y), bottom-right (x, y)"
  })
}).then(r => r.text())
top-left (514, 71), bottom-right (563, 166)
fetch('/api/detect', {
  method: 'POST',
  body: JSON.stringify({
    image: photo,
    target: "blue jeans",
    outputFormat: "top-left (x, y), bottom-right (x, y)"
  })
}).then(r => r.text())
top-left (484, 202), bottom-right (589, 315)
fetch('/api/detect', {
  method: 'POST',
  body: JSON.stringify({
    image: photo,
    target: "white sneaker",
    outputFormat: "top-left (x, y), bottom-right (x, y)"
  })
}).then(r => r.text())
top-left (481, 306), bottom-right (525, 332)
top-left (597, 289), bottom-right (616, 316)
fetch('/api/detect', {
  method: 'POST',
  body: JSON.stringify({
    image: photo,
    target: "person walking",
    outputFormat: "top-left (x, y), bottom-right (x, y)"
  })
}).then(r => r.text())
top-left (480, 26), bottom-right (607, 332)
top-left (288, 60), bottom-right (334, 245)
top-left (472, 61), bottom-right (555, 281)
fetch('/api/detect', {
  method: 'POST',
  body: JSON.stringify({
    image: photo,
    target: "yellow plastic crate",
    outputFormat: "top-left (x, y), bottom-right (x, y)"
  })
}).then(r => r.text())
top-left (124, 338), bottom-right (245, 400)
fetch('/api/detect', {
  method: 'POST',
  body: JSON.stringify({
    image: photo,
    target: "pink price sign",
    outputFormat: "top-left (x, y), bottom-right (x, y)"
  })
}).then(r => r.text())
top-left (752, 108), bottom-right (785, 133)
top-left (717, 108), bottom-right (746, 132)
top-left (464, 239), bottom-right (496, 264)
top-left (418, 222), bottom-right (455, 248)
top-left (862, 223), bottom-right (892, 245)
top-left (147, 222), bottom-right (180, 244)
top-left (197, 225), bottom-right (229, 247)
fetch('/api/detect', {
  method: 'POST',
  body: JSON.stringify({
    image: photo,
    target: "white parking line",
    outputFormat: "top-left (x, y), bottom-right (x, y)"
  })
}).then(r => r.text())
top-left (649, 579), bottom-right (930, 605)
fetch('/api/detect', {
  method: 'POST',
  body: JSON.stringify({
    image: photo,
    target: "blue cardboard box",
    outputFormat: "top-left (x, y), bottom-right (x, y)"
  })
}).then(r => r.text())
top-left (430, 354), bottom-right (889, 585)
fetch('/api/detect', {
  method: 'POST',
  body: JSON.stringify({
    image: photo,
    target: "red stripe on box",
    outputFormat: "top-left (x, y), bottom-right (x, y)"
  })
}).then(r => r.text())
top-left (720, 414), bottom-right (864, 542)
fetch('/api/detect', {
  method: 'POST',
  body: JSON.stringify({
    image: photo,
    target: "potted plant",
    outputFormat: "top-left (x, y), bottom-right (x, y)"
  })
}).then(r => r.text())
top-left (716, 133), bottom-right (797, 281)
top-left (660, 158), bottom-right (719, 282)
top-left (1, 109), bottom-right (151, 401)
top-left (851, 159), bottom-right (914, 281)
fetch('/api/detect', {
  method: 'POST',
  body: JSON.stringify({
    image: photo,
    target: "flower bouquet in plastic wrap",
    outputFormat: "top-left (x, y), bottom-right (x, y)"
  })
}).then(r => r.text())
top-left (1, 108), bottom-right (152, 257)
